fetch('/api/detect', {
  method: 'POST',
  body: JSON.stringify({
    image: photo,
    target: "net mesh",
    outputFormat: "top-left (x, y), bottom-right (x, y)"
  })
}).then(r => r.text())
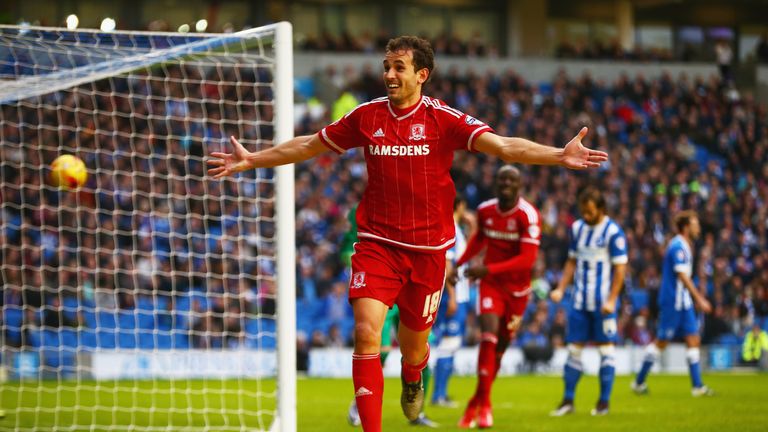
top-left (1, 25), bottom-right (283, 431)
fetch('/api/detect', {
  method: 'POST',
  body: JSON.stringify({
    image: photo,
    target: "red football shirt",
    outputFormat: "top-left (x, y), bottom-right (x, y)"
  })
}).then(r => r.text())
top-left (458, 197), bottom-right (541, 292)
top-left (319, 95), bottom-right (493, 252)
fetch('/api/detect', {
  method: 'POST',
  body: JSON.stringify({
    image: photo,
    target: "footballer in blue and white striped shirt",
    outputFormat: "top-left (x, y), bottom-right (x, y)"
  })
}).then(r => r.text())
top-left (549, 187), bottom-right (627, 416)
top-left (632, 210), bottom-right (714, 397)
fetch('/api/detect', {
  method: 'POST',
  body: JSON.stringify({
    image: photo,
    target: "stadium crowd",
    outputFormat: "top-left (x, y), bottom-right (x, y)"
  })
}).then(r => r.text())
top-left (293, 63), bottom-right (768, 352)
top-left (1, 48), bottom-right (767, 366)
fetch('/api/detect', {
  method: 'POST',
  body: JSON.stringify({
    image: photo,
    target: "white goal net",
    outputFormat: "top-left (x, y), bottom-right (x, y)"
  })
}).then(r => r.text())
top-left (0, 22), bottom-right (296, 431)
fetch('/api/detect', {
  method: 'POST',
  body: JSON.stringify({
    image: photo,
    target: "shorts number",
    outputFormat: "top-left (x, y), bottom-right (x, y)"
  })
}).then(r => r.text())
top-left (422, 291), bottom-right (442, 318)
top-left (602, 318), bottom-right (617, 336)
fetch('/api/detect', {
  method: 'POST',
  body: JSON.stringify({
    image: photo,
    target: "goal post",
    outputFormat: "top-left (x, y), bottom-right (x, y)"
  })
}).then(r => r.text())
top-left (0, 22), bottom-right (295, 431)
top-left (273, 21), bottom-right (297, 432)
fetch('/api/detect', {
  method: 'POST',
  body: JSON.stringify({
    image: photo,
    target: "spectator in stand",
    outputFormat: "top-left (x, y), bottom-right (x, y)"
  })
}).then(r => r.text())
top-left (742, 323), bottom-right (768, 366)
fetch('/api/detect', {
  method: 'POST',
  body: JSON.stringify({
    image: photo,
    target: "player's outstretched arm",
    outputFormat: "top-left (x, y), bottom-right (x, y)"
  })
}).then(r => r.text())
top-left (207, 133), bottom-right (329, 178)
top-left (474, 127), bottom-right (607, 169)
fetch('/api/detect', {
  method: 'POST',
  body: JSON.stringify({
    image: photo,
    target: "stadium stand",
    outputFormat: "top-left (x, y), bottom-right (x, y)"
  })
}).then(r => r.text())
top-left (2, 43), bottom-right (766, 372)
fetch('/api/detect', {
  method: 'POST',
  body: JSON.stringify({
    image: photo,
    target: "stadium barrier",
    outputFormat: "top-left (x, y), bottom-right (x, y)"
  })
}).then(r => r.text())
top-left (308, 344), bottom-right (708, 377)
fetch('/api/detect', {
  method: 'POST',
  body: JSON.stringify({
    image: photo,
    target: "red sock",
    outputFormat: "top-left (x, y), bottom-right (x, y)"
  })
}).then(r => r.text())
top-left (476, 332), bottom-right (498, 406)
top-left (353, 353), bottom-right (383, 432)
top-left (402, 344), bottom-right (430, 383)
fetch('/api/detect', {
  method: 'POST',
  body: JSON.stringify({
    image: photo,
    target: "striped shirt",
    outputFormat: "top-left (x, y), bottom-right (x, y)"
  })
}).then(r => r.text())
top-left (568, 216), bottom-right (628, 311)
top-left (446, 221), bottom-right (471, 304)
top-left (319, 96), bottom-right (493, 252)
top-left (659, 235), bottom-right (694, 311)
top-left (466, 197), bottom-right (541, 293)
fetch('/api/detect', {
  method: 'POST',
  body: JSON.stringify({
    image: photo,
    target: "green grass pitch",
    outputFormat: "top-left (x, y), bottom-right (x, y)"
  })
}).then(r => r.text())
top-left (2, 373), bottom-right (767, 431)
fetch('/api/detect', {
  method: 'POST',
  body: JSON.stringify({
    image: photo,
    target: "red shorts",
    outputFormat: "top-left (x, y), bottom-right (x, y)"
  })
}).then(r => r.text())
top-left (349, 241), bottom-right (446, 331)
top-left (478, 279), bottom-right (531, 333)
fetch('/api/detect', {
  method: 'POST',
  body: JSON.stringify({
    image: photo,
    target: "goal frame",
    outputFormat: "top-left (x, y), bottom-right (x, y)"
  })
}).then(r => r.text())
top-left (0, 21), bottom-right (296, 432)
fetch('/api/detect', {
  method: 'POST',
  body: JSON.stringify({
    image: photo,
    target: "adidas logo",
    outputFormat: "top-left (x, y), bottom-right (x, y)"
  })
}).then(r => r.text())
top-left (373, 128), bottom-right (385, 138)
top-left (355, 386), bottom-right (373, 397)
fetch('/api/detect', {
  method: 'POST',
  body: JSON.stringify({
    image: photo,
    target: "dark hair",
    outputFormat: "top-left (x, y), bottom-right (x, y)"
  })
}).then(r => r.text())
top-left (577, 186), bottom-right (606, 211)
top-left (674, 210), bottom-right (698, 233)
top-left (385, 36), bottom-right (435, 82)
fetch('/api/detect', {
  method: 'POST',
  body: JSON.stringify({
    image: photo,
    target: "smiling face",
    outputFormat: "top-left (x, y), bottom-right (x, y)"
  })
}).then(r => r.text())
top-left (383, 49), bottom-right (429, 108)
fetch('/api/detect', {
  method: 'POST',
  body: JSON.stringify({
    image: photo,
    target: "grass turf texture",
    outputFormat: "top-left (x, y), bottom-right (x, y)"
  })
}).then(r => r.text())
top-left (2, 374), bottom-right (766, 431)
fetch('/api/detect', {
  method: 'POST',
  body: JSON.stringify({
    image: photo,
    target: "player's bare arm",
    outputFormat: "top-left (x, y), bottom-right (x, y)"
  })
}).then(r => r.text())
top-left (550, 258), bottom-right (577, 303)
top-left (601, 263), bottom-right (627, 314)
top-left (678, 271), bottom-right (712, 313)
top-left (207, 134), bottom-right (329, 178)
top-left (474, 127), bottom-right (608, 169)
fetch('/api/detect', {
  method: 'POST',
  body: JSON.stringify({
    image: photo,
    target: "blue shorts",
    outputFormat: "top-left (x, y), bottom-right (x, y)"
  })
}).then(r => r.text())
top-left (566, 308), bottom-right (618, 344)
top-left (657, 306), bottom-right (699, 341)
top-left (432, 299), bottom-right (468, 342)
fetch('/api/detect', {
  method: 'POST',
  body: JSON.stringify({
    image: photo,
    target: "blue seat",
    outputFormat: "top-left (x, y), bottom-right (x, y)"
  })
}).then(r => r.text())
top-left (118, 330), bottom-right (138, 349)
top-left (118, 312), bottom-right (138, 329)
top-left (175, 296), bottom-right (191, 313)
top-left (96, 311), bottom-right (117, 330)
top-left (42, 329), bottom-right (61, 348)
top-left (244, 318), bottom-right (277, 349)
top-left (4, 307), bottom-right (24, 345)
top-left (155, 332), bottom-right (174, 349)
top-left (173, 332), bottom-right (190, 349)
top-left (136, 309), bottom-right (156, 330)
top-left (83, 310), bottom-right (97, 329)
top-left (136, 296), bottom-right (155, 311)
top-left (717, 333), bottom-right (740, 346)
top-left (97, 329), bottom-right (117, 349)
top-left (79, 329), bottom-right (98, 350)
top-left (27, 328), bottom-right (44, 348)
top-left (139, 332), bottom-right (157, 350)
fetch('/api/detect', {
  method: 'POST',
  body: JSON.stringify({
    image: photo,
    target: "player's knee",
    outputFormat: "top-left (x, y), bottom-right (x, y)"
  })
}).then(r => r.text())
top-left (598, 344), bottom-right (615, 358)
top-left (597, 344), bottom-right (616, 368)
top-left (353, 321), bottom-right (381, 350)
top-left (567, 344), bottom-right (583, 361)
top-left (643, 342), bottom-right (660, 361)
top-left (686, 347), bottom-right (700, 364)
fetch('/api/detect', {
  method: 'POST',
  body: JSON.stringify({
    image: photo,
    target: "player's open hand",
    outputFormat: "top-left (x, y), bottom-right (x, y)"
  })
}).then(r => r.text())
top-left (561, 127), bottom-right (608, 169)
top-left (207, 136), bottom-right (254, 179)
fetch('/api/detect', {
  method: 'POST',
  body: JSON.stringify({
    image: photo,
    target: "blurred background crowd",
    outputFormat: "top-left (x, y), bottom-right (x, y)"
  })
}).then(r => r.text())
top-left (291, 62), bottom-right (768, 356)
top-left (1, 17), bottom-right (767, 372)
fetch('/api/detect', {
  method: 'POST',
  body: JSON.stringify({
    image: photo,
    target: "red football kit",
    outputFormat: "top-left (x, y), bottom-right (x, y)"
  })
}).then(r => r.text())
top-left (457, 197), bottom-right (541, 325)
top-left (319, 95), bottom-right (493, 330)
top-left (458, 196), bottom-right (541, 420)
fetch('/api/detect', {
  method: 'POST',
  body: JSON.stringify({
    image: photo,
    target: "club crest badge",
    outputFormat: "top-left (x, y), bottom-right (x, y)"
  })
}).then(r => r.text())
top-left (409, 124), bottom-right (425, 141)
top-left (351, 272), bottom-right (366, 289)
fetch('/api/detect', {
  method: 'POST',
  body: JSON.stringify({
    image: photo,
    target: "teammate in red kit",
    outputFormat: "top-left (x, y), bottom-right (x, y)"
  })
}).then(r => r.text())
top-left (455, 165), bottom-right (541, 429)
top-left (208, 36), bottom-right (607, 432)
